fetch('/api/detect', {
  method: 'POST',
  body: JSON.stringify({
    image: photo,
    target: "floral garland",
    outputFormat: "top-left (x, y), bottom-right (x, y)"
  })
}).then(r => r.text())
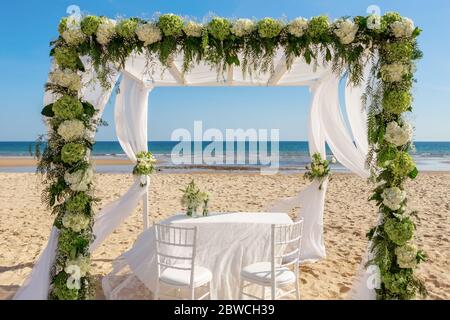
top-left (304, 153), bottom-right (334, 190)
top-left (132, 151), bottom-right (156, 186)
top-left (39, 12), bottom-right (423, 299)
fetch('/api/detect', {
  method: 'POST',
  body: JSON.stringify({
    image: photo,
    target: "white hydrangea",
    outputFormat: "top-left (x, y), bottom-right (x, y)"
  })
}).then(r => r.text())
top-left (96, 19), bottom-right (116, 45)
top-left (64, 167), bottom-right (94, 192)
top-left (385, 121), bottom-right (413, 147)
top-left (65, 265), bottom-right (81, 290)
top-left (333, 19), bottom-right (359, 44)
top-left (49, 69), bottom-right (82, 91)
top-left (57, 120), bottom-right (85, 142)
top-left (366, 14), bottom-right (381, 30)
top-left (136, 23), bottom-right (162, 45)
top-left (395, 243), bottom-right (418, 269)
top-left (62, 212), bottom-right (90, 232)
top-left (62, 17), bottom-right (86, 46)
top-left (287, 17), bottom-right (308, 37)
top-left (66, 256), bottom-right (90, 277)
top-left (231, 19), bottom-right (255, 37)
top-left (380, 63), bottom-right (408, 82)
top-left (391, 18), bottom-right (414, 38)
top-left (382, 187), bottom-right (406, 211)
top-left (183, 21), bottom-right (203, 37)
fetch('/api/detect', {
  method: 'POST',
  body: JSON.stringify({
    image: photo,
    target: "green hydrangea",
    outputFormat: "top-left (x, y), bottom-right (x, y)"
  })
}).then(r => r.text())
top-left (61, 143), bottom-right (86, 164)
top-left (384, 217), bottom-right (414, 245)
top-left (382, 12), bottom-right (403, 25)
top-left (307, 15), bottom-right (330, 40)
top-left (382, 270), bottom-right (415, 297)
top-left (52, 96), bottom-right (84, 120)
top-left (391, 152), bottom-right (415, 177)
top-left (158, 14), bottom-right (184, 36)
top-left (53, 47), bottom-right (80, 70)
top-left (383, 90), bottom-right (412, 114)
top-left (57, 229), bottom-right (90, 255)
top-left (80, 15), bottom-right (101, 36)
top-left (52, 280), bottom-right (79, 300)
top-left (383, 41), bottom-right (414, 63)
top-left (116, 19), bottom-right (138, 39)
top-left (257, 18), bottom-right (282, 38)
top-left (65, 192), bottom-right (90, 214)
top-left (207, 17), bottom-right (231, 40)
top-left (58, 17), bottom-right (69, 35)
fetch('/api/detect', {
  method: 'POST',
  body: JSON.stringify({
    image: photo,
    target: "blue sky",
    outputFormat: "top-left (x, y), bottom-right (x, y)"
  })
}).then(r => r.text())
top-left (0, 0), bottom-right (449, 141)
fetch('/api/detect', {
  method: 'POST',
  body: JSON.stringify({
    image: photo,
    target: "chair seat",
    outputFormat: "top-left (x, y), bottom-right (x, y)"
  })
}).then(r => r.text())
top-left (241, 262), bottom-right (296, 285)
top-left (160, 265), bottom-right (212, 287)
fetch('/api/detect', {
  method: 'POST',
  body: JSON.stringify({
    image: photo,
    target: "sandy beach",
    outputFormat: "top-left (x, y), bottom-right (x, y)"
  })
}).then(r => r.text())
top-left (0, 172), bottom-right (449, 300)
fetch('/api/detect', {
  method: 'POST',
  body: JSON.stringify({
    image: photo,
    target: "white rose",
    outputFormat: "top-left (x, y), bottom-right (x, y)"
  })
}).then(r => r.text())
top-left (287, 17), bottom-right (308, 37)
top-left (391, 18), bottom-right (414, 38)
top-left (385, 121), bottom-right (413, 147)
top-left (136, 23), bottom-right (162, 45)
top-left (382, 187), bottom-right (406, 211)
top-left (96, 19), bottom-right (116, 45)
top-left (231, 19), bottom-right (255, 37)
top-left (57, 120), bottom-right (85, 142)
top-left (334, 19), bottom-right (359, 44)
top-left (183, 21), bottom-right (203, 37)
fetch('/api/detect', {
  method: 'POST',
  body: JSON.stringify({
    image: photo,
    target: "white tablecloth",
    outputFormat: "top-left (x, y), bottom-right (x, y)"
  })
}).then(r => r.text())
top-left (103, 212), bottom-right (292, 300)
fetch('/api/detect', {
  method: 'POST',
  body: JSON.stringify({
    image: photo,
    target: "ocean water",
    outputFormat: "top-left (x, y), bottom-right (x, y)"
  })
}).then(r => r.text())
top-left (1, 141), bottom-right (450, 173)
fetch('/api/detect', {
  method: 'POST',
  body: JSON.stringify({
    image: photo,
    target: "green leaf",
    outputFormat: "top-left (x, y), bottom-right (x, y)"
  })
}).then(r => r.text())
top-left (408, 167), bottom-right (419, 179)
top-left (325, 48), bottom-right (332, 62)
top-left (41, 104), bottom-right (55, 117)
top-left (304, 49), bottom-right (312, 64)
top-left (82, 102), bottom-right (96, 117)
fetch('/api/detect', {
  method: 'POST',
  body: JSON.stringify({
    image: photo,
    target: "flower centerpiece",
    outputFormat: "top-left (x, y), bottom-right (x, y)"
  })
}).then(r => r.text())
top-left (304, 153), bottom-right (332, 190)
top-left (132, 151), bottom-right (156, 186)
top-left (180, 180), bottom-right (210, 217)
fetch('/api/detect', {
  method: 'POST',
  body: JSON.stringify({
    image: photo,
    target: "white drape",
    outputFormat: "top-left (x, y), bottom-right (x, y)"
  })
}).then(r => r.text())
top-left (92, 72), bottom-right (152, 250)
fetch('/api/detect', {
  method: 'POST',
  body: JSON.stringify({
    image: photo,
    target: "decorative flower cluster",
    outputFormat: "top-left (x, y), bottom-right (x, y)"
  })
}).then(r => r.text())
top-left (384, 121), bottom-right (413, 147)
top-left (64, 167), bottom-right (93, 192)
top-left (380, 63), bottom-right (409, 83)
top-left (304, 152), bottom-right (334, 190)
top-left (231, 19), bottom-right (255, 37)
top-left (136, 23), bottom-right (162, 45)
top-left (57, 120), bottom-right (85, 142)
top-left (49, 69), bottom-right (82, 92)
top-left (381, 187), bottom-right (406, 211)
top-left (333, 19), bottom-right (359, 44)
top-left (132, 151), bottom-right (156, 186)
top-left (184, 21), bottom-right (203, 37)
top-left (287, 18), bottom-right (308, 37)
top-left (180, 180), bottom-right (210, 217)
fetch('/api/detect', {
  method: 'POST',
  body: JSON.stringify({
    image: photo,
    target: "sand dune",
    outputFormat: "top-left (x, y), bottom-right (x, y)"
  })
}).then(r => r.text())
top-left (0, 172), bottom-right (449, 299)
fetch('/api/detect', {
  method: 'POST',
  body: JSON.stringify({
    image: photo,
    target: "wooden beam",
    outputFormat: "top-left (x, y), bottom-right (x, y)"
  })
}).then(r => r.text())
top-left (267, 55), bottom-right (288, 86)
top-left (167, 60), bottom-right (186, 85)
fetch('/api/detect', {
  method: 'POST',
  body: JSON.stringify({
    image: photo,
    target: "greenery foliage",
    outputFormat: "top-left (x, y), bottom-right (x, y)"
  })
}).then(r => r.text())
top-left (304, 153), bottom-right (333, 190)
top-left (39, 12), bottom-right (424, 300)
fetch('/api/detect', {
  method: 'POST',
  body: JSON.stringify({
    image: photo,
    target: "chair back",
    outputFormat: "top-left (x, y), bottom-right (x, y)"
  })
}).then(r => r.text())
top-left (271, 219), bottom-right (304, 269)
top-left (154, 224), bottom-right (198, 286)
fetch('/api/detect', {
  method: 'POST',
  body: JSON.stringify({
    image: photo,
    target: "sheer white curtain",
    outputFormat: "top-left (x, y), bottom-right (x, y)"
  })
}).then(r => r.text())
top-left (92, 72), bottom-right (152, 250)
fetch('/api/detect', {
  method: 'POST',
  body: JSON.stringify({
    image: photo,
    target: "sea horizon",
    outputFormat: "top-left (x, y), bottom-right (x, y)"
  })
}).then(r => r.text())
top-left (1, 140), bottom-right (449, 173)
